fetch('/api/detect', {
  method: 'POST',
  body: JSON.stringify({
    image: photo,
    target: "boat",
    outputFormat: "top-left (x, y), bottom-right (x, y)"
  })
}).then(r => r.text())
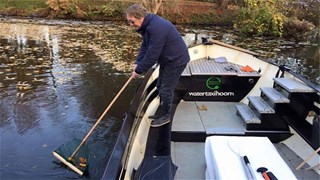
top-left (102, 39), bottom-right (320, 179)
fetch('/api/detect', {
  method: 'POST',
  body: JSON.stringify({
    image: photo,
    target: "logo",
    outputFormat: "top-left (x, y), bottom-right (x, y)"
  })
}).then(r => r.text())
top-left (206, 77), bottom-right (221, 90)
top-left (188, 91), bottom-right (235, 97)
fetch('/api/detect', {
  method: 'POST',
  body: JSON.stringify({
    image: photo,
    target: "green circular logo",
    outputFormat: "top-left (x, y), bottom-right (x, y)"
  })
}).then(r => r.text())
top-left (206, 77), bottom-right (221, 90)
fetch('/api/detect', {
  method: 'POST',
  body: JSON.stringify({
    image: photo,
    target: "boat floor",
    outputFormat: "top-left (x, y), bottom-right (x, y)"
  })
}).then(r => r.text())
top-left (171, 101), bottom-right (319, 179)
top-left (172, 101), bottom-right (246, 134)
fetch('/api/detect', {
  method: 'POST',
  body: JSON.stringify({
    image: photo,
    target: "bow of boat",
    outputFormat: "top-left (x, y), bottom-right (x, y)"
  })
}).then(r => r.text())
top-left (102, 40), bottom-right (320, 180)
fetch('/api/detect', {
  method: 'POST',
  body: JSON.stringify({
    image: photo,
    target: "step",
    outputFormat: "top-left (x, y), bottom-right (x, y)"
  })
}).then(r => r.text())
top-left (248, 96), bottom-right (275, 114)
top-left (273, 78), bottom-right (316, 93)
top-left (260, 87), bottom-right (290, 103)
top-left (236, 104), bottom-right (261, 124)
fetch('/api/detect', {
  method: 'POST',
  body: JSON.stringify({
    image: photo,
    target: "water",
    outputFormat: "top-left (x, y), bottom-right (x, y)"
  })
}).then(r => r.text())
top-left (0, 18), bottom-right (319, 179)
top-left (0, 19), bottom-right (140, 179)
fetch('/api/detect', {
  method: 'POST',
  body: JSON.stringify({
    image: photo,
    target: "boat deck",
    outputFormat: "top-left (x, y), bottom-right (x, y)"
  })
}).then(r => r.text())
top-left (171, 142), bottom-right (205, 179)
top-left (171, 101), bottom-right (244, 179)
top-left (171, 100), bottom-right (319, 179)
top-left (172, 101), bottom-right (246, 134)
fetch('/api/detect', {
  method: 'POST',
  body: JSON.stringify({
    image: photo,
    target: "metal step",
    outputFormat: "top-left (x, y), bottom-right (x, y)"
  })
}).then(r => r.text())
top-left (260, 87), bottom-right (290, 103)
top-left (248, 96), bottom-right (275, 114)
top-left (236, 104), bottom-right (261, 124)
top-left (273, 78), bottom-right (316, 93)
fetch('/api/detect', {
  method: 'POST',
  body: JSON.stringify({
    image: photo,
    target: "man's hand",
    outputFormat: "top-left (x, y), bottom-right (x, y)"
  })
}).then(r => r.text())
top-left (131, 64), bottom-right (140, 79)
top-left (131, 71), bottom-right (140, 79)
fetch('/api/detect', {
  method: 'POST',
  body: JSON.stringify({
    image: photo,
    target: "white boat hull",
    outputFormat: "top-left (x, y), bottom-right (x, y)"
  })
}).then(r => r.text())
top-left (102, 41), bottom-right (320, 179)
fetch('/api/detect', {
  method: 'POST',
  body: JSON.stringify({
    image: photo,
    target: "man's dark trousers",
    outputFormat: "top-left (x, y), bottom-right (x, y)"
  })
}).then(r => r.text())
top-left (157, 64), bottom-right (187, 115)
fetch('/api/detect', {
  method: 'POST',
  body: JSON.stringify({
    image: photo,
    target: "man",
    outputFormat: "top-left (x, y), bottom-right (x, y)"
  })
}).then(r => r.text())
top-left (126, 4), bottom-right (190, 127)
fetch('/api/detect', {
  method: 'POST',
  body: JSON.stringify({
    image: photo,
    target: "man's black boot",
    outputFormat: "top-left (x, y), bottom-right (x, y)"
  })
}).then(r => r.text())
top-left (150, 114), bottom-right (170, 127)
top-left (148, 105), bottom-right (164, 119)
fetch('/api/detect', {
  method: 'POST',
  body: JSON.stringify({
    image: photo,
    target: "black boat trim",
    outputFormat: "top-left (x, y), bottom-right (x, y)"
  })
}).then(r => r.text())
top-left (131, 97), bottom-right (182, 179)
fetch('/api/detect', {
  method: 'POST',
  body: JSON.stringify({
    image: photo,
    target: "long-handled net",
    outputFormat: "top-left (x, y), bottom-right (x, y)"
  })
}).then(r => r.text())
top-left (52, 76), bottom-right (133, 175)
top-left (53, 139), bottom-right (89, 175)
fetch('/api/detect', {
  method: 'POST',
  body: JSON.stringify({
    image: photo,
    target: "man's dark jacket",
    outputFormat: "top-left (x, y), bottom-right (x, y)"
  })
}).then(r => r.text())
top-left (135, 14), bottom-right (190, 74)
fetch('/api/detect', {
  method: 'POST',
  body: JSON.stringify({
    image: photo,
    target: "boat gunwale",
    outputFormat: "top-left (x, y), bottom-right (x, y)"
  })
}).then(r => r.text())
top-left (102, 68), bottom-right (157, 180)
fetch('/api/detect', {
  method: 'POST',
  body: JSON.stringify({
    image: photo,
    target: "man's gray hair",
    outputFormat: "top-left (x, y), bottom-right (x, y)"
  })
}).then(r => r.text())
top-left (125, 4), bottom-right (149, 19)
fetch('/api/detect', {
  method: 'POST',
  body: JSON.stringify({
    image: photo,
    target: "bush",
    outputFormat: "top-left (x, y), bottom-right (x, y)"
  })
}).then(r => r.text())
top-left (283, 18), bottom-right (315, 39)
top-left (234, 0), bottom-right (285, 36)
top-left (279, 0), bottom-right (320, 27)
top-left (104, 2), bottom-right (127, 18)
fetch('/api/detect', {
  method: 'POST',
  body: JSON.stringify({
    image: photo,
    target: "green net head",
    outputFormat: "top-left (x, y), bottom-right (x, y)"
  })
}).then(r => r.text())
top-left (54, 139), bottom-right (89, 173)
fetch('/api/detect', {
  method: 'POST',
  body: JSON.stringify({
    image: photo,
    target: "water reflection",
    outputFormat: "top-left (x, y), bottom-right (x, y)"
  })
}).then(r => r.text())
top-left (13, 103), bottom-right (40, 134)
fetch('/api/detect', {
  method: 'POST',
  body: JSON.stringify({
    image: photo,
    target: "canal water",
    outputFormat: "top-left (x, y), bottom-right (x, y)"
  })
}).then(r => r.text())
top-left (0, 18), bottom-right (319, 180)
top-left (0, 19), bottom-right (141, 179)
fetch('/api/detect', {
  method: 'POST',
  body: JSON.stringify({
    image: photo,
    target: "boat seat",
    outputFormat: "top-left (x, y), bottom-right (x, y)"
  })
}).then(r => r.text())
top-left (182, 58), bottom-right (260, 77)
top-left (273, 78), bottom-right (316, 93)
top-left (205, 136), bottom-right (297, 180)
top-left (181, 63), bottom-right (191, 76)
top-left (248, 96), bottom-right (275, 114)
top-left (236, 104), bottom-right (261, 124)
top-left (260, 87), bottom-right (290, 104)
top-left (178, 57), bottom-right (261, 102)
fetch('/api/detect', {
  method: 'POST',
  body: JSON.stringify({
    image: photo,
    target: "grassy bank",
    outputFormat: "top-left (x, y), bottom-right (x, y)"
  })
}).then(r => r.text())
top-left (0, 0), bottom-right (47, 9)
top-left (0, 0), bottom-right (48, 18)
top-left (0, 0), bottom-right (233, 25)
top-left (0, 0), bottom-right (318, 40)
